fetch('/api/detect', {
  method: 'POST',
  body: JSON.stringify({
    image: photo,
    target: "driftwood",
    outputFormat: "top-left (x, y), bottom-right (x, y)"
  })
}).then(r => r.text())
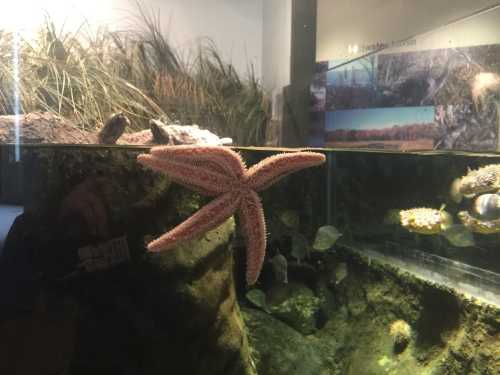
top-left (0, 112), bottom-right (96, 144)
top-left (0, 112), bottom-right (232, 146)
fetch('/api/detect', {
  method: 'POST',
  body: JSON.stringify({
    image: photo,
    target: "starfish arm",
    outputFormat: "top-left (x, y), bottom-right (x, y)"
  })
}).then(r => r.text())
top-left (137, 154), bottom-right (235, 196)
top-left (150, 145), bottom-right (247, 179)
top-left (147, 191), bottom-right (241, 252)
top-left (246, 152), bottom-right (326, 191)
top-left (238, 190), bottom-right (267, 285)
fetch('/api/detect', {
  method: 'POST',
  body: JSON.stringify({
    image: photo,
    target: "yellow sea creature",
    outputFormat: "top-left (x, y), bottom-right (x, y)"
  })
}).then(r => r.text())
top-left (457, 211), bottom-right (500, 234)
top-left (399, 206), bottom-right (453, 235)
top-left (472, 193), bottom-right (500, 221)
top-left (389, 319), bottom-right (411, 353)
top-left (450, 164), bottom-right (500, 203)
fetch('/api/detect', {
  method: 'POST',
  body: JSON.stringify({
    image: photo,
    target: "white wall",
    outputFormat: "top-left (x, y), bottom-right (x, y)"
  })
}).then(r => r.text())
top-left (141, 0), bottom-right (263, 77)
top-left (261, 0), bottom-right (292, 94)
top-left (317, 0), bottom-right (500, 61)
top-left (0, 0), bottom-right (263, 77)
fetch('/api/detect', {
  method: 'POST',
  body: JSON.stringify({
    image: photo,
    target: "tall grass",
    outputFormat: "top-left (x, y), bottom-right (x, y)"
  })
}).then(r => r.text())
top-left (0, 5), bottom-right (269, 145)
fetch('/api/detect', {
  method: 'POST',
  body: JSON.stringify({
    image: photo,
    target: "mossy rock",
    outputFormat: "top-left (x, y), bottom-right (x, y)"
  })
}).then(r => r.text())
top-left (243, 307), bottom-right (340, 375)
top-left (317, 248), bottom-right (500, 375)
top-left (246, 247), bottom-right (500, 375)
top-left (267, 282), bottom-right (321, 335)
top-left (144, 218), bottom-right (256, 375)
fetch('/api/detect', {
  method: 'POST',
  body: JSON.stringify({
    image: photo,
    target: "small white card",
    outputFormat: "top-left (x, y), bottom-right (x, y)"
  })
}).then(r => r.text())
top-left (77, 236), bottom-right (130, 272)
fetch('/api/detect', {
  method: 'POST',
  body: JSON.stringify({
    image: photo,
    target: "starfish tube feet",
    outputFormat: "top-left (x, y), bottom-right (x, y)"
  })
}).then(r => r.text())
top-left (239, 190), bottom-right (267, 285)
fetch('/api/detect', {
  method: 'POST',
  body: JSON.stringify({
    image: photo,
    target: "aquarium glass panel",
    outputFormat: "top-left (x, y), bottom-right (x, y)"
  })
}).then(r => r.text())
top-left (0, 1), bottom-right (499, 374)
top-left (328, 150), bottom-right (500, 305)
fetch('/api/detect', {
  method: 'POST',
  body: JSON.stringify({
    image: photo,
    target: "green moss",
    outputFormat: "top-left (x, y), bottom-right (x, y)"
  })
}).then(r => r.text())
top-left (146, 218), bottom-right (256, 375)
top-left (246, 247), bottom-right (500, 375)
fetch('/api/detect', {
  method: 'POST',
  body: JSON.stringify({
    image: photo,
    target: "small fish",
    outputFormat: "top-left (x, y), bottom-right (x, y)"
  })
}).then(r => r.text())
top-left (332, 262), bottom-right (348, 285)
top-left (441, 224), bottom-right (475, 247)
top-left (472, 193), bottom-right (500, 221)
top-left (313, 225), bottom-right (343, 251)
top-left (270, 254), bottom-right (288, 284)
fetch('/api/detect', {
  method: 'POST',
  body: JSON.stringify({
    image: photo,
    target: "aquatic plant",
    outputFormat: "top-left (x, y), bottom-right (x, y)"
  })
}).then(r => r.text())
top-left (0, 2), bottom-right (269, 146)
top-left (246, 289), bottom-right (270, 312)
top-left (137, 145), bottom-right (325, 284)
top-left (291, 233), bottom-right (310, 263)
top-left (312, 225), bottom-right (343, 251)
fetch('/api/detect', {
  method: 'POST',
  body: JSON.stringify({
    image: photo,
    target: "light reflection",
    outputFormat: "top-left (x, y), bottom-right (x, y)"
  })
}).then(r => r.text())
top-left (472, 72), bottom-right (500, 100)
top-left (12, 31), bottom-right (20, 161)
top-left (0, 1), bottom-right (117, 38)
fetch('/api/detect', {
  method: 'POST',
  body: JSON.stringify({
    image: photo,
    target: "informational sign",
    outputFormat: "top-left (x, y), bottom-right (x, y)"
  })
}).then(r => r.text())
top-left (78, 236), bottom-right (130, 273)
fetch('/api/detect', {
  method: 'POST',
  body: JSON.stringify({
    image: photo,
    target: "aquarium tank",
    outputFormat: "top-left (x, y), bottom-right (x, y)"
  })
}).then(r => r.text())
top-left (0, 1), bottom-right (499, 375)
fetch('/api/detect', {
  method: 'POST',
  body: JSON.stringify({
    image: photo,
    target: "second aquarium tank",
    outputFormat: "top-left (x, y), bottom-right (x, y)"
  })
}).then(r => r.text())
top-left (0, 1), bottom-right (499, 375)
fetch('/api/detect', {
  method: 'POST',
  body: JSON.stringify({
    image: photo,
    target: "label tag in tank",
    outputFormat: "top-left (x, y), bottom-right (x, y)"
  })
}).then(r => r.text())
top-left (77, 236), bottom-right (130, 272)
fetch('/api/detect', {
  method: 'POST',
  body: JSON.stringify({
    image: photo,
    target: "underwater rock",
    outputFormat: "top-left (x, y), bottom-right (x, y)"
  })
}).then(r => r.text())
top-left (58, 177), bottom-right (113, 240)
top-left (242, 308), bottom-right (339, 375)
top-left (315, 281), bottom-right (337, 324)
top-left (267, 282), bottom-right (320, 335)
top-left (147, 218), bottom-right (256, 375)
top-left (315, 248), bottom-right (500, 375)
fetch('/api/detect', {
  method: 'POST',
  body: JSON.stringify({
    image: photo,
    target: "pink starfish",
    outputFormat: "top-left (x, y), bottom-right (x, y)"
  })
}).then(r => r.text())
top-left (137, 145), bottom-right (325, 285)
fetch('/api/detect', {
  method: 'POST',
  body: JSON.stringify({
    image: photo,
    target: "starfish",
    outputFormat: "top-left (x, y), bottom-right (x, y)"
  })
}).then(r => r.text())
top-left (137, 145), bottom-right (325, 284)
